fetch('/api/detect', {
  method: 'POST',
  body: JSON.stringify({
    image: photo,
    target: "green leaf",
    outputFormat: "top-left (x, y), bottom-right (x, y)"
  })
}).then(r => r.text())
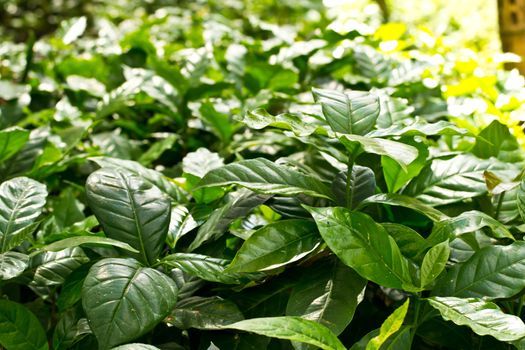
top-left (359, 194), bottom-right (448, 222)
top-left (189, 189), bottom-right (269, 251)
top-left (433, 241), bottom-right (525, 299)
top-left (0, 251), bottom-right (28, 281)
top-left (198, 102), bottom-right (236, 143)
top-left (168, 296), bottom-right (244, 330)
top-left (41, 236), bottom-right (140, 253)
top-left (431, 210), bottom-right (514, 241)
top-left (162, 253), bottom-right (262, 284)
top-left (383, 223), bottom-right (427, 259)
top-left (85, 168), bottom-right (171, 265)
top-left (366, 299), bottom-right (409, 350)
top-left (0, 299), bottom-right (48, 350)
top-left (0, 177), bottom-right (47, 252)
top-left (56, 263), bottom-right (92, 312)
top-left (195, 158), bottom-right (333, 199)
top-left (52, 309), bottom-right (91, 350)
top-left (82, 258), bottom-right (179, 349)
top-left (368, 119), bottom-right (469, 138)
top-left (332, 165), bottom-right (376, 208)
top-left (243, 109), bottom-right (329, 137)
top-left (427, 296), bottom-right (525, 342)
top-left (375, 95), bottom-right (413, 129)
top-left (307, 206), bottom-right (419, 291)
top-left (339, 134), bottom-right (418, 170)
top-left (0, 127), bottom-right (30, 164)
top-left (30, 247), bottom-right (89, 287)
top-left (227, 219), bottom-right (320, 272)
top-left (404, 154), bottom-right (503, 206)
top-left (286, 258), bottom-right (366, 335)
top-left (223, 316), bottom-right (346, 350)
top-left (110, 344), bottom-right (160, 350)
top-left (420, 241), bottom-right (450, 288)
top-left (90, 157), bottom-right (187, 202)
top-left (472, 120), bottom-right (515, 159)
top-left (382, 140), bottom-right (428, 193)
top-left (167, 205), bottom-right (198, 249)
top-left (517, 176), bottom-right (525, 223)
top-left (138, 134), bottom-right (178, 166)
top-left (312, 88), bottom-right (379, 135)
top-left (182, 148), bottom-right (224, 179)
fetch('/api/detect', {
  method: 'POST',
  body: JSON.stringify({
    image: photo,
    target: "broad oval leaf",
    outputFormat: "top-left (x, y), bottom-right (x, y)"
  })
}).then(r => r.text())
top-left (0, 127), bottom-right (30, 164)
top-left (367, 299), bottom-right (409, 350)
top-left (331, 165), bottom-right (376, 208)
top-left (86, 168), bottom-right (171, 265)
top-left (168, 296), bottom-right (244, 330)
top-left (339, 134), bottom-right (418, 170)
top-left (82, 258), bottom-right (179, 349)
top-left (0, 251), bottom-right (29, 281)
top-left (286, 258), bottom-right (366, 335)
top-left (368, 119), bottom-right (469, 138)
top-left (427, 296), bottom-right (525, 342)
top-left (90, 157), bottom-right (187, 202)
top-left (244, 109), bottom-right (329, 137)
top-left (189, 188), bottom-right (270, 251)
top-left (404, 155), bottom-right (504, 206)
top-left (195, 158), bottom-right (334, 199)
top-left (359, 194), bottom-right (448, 222)
top-left (223, 316), bottom-right (346, 350)
top-left (30, 247), bottom-right (89, 287)
top-left (433, 241), bottom-right (525, 299)
top-left (41, 236), bottom-right (140, 253)
top-left (420, 241), bottom-right (450, 288)
top-left (167, 205), bottom-right (198, 249)
top-left (0, 299), bottom-right (48, 350)
top-left (162, 253), bottom-right (263, 284)
top-left (312, 88), bottom-right (379, 135)
top-left (307, 206), bottom-right (419, 291)
top-left (0, 177), bottom-right (47, 253)
top-left (227, 219), bottom-right (320, 273)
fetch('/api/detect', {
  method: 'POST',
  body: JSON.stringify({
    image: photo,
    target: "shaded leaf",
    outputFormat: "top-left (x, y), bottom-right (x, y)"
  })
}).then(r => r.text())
top-left (0, 299), bottom-right (48, 350)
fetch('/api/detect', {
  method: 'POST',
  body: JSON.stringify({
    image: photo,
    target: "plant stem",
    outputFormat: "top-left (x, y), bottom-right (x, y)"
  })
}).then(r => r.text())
top-left (410, 296), bottom-right (421, 344)
top-left (517, 294), bottom-right (525, 317)
top-left (494, 191), bottom-right (505, 220)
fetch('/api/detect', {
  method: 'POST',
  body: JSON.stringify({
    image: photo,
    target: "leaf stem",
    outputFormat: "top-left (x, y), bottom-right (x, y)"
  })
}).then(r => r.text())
top-left (494, 191), bottom-right (505, 220)
top-left (410, 296), bottom-right (421, 344)
top-left (516, 294), bottom-right (525, 317)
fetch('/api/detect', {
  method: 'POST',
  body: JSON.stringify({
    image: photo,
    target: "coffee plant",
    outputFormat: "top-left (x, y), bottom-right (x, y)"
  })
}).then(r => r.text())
top-left (1, 1), bottom-right (525, 349)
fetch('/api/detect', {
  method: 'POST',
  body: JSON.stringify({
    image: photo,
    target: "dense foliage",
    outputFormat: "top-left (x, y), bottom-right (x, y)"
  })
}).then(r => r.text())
top-left (2, 1), bottom-right (525, 349)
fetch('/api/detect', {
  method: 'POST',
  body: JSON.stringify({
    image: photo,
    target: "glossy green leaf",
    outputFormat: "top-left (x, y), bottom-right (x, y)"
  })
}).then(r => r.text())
top-left (359, 194), bottom-right (448, 222)
top-left (382, 140), bottom-right (428, 193)
top-left (433, 241), bottom-right (525, 298)
top-left (227, 219), bottom-right (320, 272)
top-left (195, 158), bottom-right (333, 199)
top-left (162, 253), bottom-right (262, 284)
top-left (244, 108), bottom-right (329, 136)
top-left (182, 148), bottom-right (224, 178)
top-left (517, 176), bottom-right (525, 223)
top-left (427, 296), bottom-right (525, 342)
top-left (312, 88), bottom-right (379, 135)
top-left (52, 309), bottom-right (91, 350)
top-left (138, 134), bottom-right (178, 166)
top-left (431, 210), bottom-right (514, 241)
top-left (339, 134), bottom-right (418, 170)
top-left (0, 177), bottom-right (47, 252)
top-left (375, 95), bottom-right (413, 129)
top-left (41, 236), bottom-right (140, 253)
top-left (368, 119), bottom-right (469, 138)
top-left (189, 189), bottom-right (270, 251)
top-left (168, 296), bottom-right (244, 330)
top-left (82, 258), bottom-right (178, 349)
top-left (286, 258), bottom-right (366, 335)
top-left (90, 157), bottom-right (186, 202)
top-left (472, 120), bottom-right (515, 159)
top-left (223, 316), bottom-right (346, 350)
top-left (167, 205), bottom-right (198, 249)
top-left (85, 168), bottom-right (171, 265)
top-left (307, 206), bottom-right (419, 291)
top-left (367, 299), bottom-right (409, 350)
top-left (383, 223), bottom-right (427, 259)
top-left (420, 241), bottom-right (450, 288)
top-left (0, 251), bottom-right (29, 280)
top-left (0, 127), bottom-right (30, 164)
top-left (30, 247), bottom-right (89, 287)
top-left (332, 165), bottom-right (376, 208)
top-left (404, 155), bottom-right (503, 206)
top-left (110, 344), bottom-right (161, 350)
top-left (0, 299), bottom-right (48, 350)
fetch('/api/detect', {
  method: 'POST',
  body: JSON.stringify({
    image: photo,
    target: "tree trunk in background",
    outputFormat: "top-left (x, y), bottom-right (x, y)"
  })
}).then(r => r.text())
top-left (498, 0), bottom-right (525, 74)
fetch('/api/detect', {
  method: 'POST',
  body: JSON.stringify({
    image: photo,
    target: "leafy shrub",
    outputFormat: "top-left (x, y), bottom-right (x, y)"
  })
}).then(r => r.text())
top-left (1, 1), bottom-right (525, 349)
